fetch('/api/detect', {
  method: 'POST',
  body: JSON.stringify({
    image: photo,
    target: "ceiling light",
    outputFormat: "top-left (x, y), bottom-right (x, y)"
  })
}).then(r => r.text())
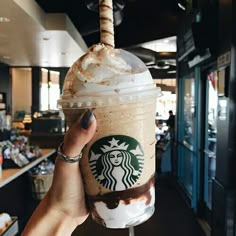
top-left (167, 70), bottom-right (176, 74)
top-left (0, 17), bottom-right (10, 23)
top-left (146, 61), bottom-right (155, 66)
top-left (142, 36), bottom-right (177, 52)
top-left (157, 65), bottom-right (170, 70)
top-left (178, 3), bottom-right (186, 10)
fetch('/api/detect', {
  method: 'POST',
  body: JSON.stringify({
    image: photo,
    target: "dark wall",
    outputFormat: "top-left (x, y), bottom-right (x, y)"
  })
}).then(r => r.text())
top-left (0, 63), bottom-right (11, 111)
top-left (227, 3), bottom-right (236, 188)
top-left (214, 0), bottom-right (234, 188)
top-left (218, 0), bottom-right (232, 55)
top-left (31, 67), bottom-right (41, 113)
top-left (211, 1), bottom-right (235, 235)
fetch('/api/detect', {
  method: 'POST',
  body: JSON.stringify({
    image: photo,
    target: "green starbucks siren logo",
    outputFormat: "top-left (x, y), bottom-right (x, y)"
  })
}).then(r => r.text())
top-left (89, 135), bottom-right (144, 191)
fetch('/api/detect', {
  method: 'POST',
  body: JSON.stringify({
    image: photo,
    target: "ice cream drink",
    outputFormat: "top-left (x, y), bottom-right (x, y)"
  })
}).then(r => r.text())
top-left (58, 0), bottom-right (161, 229)
top-left (58, 43), bottom-right (160, 228)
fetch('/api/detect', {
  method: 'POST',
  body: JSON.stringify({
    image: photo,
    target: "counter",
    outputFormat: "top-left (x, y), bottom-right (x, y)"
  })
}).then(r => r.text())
top-left (0, 148), bottom-right (56, 233)
top-left (0, 149), bottom-right (56, 188)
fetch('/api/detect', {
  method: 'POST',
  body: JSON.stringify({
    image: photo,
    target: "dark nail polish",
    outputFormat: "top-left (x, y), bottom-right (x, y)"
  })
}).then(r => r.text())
top-left (80, 110), bottom-right (95, 129)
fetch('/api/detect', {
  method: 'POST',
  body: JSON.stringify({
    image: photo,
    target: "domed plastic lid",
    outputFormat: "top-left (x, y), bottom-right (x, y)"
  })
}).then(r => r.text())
top-left (58, 45), bottom-right (161, 109)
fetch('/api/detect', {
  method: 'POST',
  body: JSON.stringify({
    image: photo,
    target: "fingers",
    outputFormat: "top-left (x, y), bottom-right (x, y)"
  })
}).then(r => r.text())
top-left (62, 110), bottom-right (97, 158)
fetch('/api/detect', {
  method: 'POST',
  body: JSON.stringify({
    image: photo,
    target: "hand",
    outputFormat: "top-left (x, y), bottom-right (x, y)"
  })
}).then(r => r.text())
top-left (48, 110), bottom-right (96, 224)
top-left (22, 110), bottom-right (96, 236)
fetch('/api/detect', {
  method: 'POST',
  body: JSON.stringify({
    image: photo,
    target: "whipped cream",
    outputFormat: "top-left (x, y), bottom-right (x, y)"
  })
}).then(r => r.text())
top-left (78, 43), bottom-right (133, 83)
top-left (58, 44), bottom-right (158, 108)
top-left (92, 185), bottom-right (155, 228)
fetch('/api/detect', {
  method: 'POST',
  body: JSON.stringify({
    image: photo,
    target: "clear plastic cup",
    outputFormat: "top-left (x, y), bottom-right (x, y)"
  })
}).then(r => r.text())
top-left (58, 45), bottom-right (161, 228)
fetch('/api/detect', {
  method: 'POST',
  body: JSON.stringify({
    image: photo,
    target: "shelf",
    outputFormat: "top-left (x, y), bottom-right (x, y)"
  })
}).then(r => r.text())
top-left (0, 149), bottom-right (56, 188)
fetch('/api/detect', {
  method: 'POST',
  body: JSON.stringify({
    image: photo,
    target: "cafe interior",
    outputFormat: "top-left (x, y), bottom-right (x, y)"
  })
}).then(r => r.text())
top-left (0, 0), bottom-right (235, 235)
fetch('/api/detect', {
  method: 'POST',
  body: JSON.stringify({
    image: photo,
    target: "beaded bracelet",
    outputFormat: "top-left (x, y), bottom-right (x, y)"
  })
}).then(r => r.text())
top-left (57, 142), bottom-right (83, 163)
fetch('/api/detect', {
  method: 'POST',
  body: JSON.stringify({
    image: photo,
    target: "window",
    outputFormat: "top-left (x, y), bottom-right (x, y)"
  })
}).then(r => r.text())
top-left (183, 78), bottom-right (195, 145)
top-left (40, 69), bottom-right (60, 111)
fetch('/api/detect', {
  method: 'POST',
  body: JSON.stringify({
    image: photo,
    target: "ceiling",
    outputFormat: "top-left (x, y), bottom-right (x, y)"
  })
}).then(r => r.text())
top-left (0, 0), bottom-right (183, 78)
top-left (0, 0), bottom-right (87, 67)
top-left (35, 0), bottom-right (181, 48)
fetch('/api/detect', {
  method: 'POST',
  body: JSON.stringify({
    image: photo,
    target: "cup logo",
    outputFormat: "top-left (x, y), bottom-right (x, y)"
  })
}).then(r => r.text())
top-left (89, 135), bottom-right (144, 191)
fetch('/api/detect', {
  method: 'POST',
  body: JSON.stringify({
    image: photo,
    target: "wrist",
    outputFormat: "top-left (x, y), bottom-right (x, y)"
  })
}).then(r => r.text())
top-left (43, 195), bottom-right (79, 235)
top-left (48, 208), bottom-right (79, 235)
top-left (22, 196), bottom-right (78, 236)
top-left (46, 192), bottom-right (87, 228)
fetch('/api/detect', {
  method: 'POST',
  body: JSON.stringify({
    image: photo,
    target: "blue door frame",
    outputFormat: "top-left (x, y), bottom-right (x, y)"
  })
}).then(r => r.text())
top-left (177, 67), bottom-right (200, 211)
top-left (203, 70), bottom-right (218, 210)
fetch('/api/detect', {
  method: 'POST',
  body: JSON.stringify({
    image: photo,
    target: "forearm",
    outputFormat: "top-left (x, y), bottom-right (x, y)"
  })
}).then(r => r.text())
top-left (21, 194), bottom-right (78, 236)
top-left (22, 111), bottom-right (96, 235)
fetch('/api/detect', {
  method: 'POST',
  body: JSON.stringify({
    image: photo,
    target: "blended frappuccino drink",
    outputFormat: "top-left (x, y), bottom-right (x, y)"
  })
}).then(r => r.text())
top-left (58, 44), bottom-right (160, 228)
top-left (58, 0), bottom-right (160, 229)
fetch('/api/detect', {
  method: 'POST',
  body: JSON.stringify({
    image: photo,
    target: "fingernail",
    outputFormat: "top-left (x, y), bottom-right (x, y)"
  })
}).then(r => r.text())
top-left (80, 110), bottom-right (95, 129)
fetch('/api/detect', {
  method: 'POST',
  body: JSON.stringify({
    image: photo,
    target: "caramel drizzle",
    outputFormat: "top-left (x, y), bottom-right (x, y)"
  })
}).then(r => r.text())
top-left (99, 4), bottom-right (113, 10)
top-left (100, 17), bottom-right (113, 23)
top-left (100, 29), bottom-right (114, 36)
top-left (99, 0), bottom-right (114, 48)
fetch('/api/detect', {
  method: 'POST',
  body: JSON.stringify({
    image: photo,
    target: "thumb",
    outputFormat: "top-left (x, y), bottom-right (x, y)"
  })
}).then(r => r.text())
top-left (62, 110), bottom-right (96, 158)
